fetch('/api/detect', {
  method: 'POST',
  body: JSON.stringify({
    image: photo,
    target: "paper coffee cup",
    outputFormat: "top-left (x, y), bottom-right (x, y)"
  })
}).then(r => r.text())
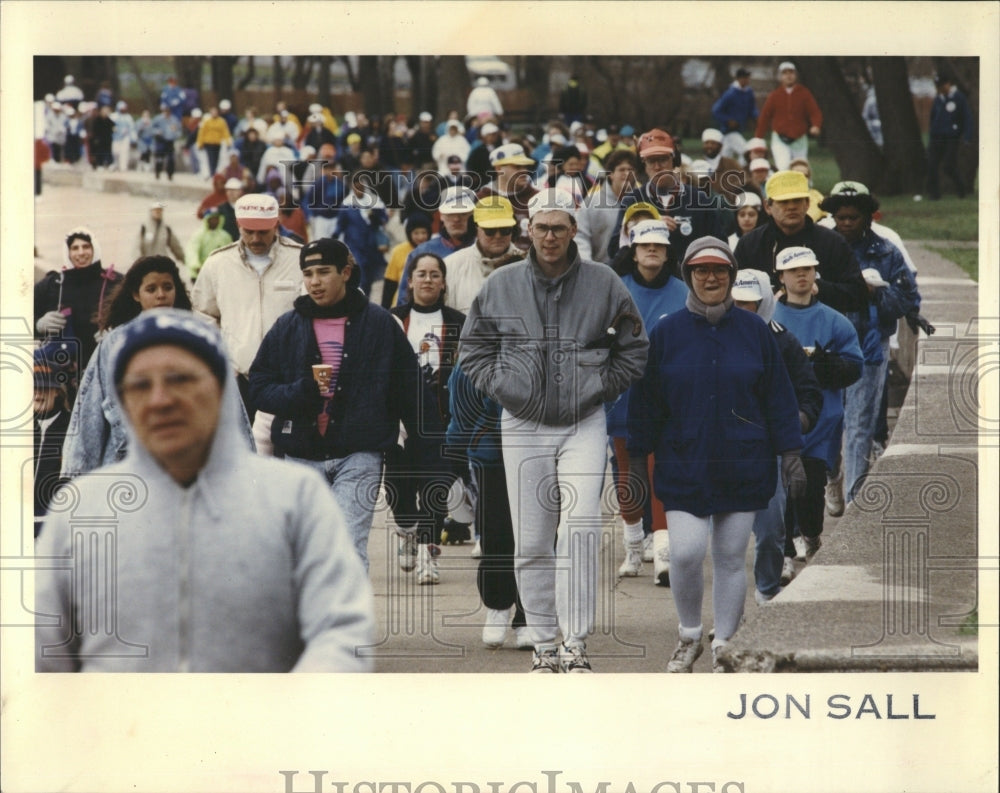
top-left (312, 364), bottom-right (333, 391)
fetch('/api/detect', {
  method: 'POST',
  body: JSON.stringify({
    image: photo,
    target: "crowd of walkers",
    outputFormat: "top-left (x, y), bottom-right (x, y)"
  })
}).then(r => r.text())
top-left (33, 60), bottom-right (946, 673)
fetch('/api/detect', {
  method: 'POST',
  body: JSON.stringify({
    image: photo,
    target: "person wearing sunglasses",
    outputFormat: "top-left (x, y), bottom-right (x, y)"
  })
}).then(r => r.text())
top-left (442, 196), bottom-right (524, 315)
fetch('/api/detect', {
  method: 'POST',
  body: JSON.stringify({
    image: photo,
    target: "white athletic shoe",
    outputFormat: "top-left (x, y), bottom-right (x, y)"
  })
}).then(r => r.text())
top-left (618, 539), bottom-right (644, 577)
top-left (482, 607), bottom-right (511, 648)
top-left (666, 636), bottom-right (704, 672)
top-left (470, 537), bottom-right (482, 558)
top-left (793, 535), bottom-right (809, 561)
top-left (415, 543), bottom-right (440, 585)
top-left (642, 533), bottom-right (654, 562)
top-left (781, 556), bottom-right (797, 585)
top-left (397, 532), bottom-right (417, 572)
top-left (653, 530), bottom-right (671, 587)
top-left (514, 627), bottom-right (533, 650)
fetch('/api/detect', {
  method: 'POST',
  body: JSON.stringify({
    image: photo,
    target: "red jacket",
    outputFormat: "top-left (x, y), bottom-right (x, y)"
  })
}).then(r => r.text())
top-left (756, 84), bottom-right (823, 141)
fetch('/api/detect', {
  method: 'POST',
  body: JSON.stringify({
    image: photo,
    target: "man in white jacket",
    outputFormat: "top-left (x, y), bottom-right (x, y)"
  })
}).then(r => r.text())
top-left (191, 193), bottom-right (302, 454)
top-left (35, 309), bottom-right (374, 672)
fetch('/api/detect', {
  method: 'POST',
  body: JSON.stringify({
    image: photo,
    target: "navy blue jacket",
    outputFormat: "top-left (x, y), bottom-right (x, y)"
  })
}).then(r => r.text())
top-left (627, 305), bottom-right (802, 517)
top-left (930, 87), bottom-right (974, 143)
top-left (712, 83), bottom-right (759, 131)
top-left (249, 291), bottom-right (437, 460)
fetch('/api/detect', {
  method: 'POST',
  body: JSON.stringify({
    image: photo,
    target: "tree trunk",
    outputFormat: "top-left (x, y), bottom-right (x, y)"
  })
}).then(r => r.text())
top-left (272, 55), bottom-right (285, 105)
top-left (211, 56), bottom-right (235, 103)
top-left (237, 56), bottom-right (256, 91)
top-left (174, 57), bottom-right (203, 94)
top-left (405, 56), bottom-right (424, 120)
top-left (710, 56), bottom-right (733, 96)
top-left (341, 56), bottom-right (359, 93)
top-left (520, 56), bottom-right (551, 116)
top-left (797, 57), bottom-right (885, 190)
top-left (126, 56), bottom-right (159, 109)
top-left (379, 56), bottom-right (397, 117)
top-left (436, 56), bottom-right (469, 120)
top-left (317, 56), bottom-right (332, 108)
top-left (292, 56), bottom-right (313, 91)
top-left (872, 57), bottom-right (927, 194)
top-left (359, 56), bottom-right (382, 119)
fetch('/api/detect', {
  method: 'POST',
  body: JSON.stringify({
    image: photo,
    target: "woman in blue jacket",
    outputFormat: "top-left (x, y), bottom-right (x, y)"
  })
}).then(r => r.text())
top-left (608, 220), bottom-right (688, 583)
top-left (627, 237), bottom-right (806, 672)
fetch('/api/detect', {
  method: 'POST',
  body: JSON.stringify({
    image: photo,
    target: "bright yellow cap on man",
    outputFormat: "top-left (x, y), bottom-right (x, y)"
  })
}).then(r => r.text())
top-left (766, 170), bottom-right (811, 201)
top-left (473, 195), bottom-right (517, 228)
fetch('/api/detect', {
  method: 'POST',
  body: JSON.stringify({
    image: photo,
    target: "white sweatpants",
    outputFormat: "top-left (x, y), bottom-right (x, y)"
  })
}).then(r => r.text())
top-left (501, 407), bottom-right (608, 648)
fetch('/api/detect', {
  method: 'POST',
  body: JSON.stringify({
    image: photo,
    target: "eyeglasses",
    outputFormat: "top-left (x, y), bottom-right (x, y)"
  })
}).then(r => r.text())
top-left (690, 265), bottom-right (731, 280)
top-left (481, 227), bottom-right (514, 237)
top-left (118, 370), bottom-right (209, 401)
top-left (531, 223), bottom-right (572, 239)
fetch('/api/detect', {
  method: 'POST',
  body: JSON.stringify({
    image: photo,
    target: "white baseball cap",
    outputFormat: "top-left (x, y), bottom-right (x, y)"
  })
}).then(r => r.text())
top-left (629, 219), bottom-right (671, 247)
top-left (701, 128), bottom-right (724, 144)
top-left (749, 158), bottom-right (771, 172)
top-left (235, 193), bottom-right (279, 229)
top-left (775, 246), bottom-right (819, 270)
top-left (778, 61), bottom-right (797, 72)
top-left (746, 137), bottom-right (768, 151)
top-left (438, 186), bottom-right (478, 215)
top-left (731, 271), bottom-right (766, 301)
top-left (224, 178), bottom-right (244, 190)
top-left (489, 143), bottom-right (535, 168)
top-left (527, 188), bottom-right (576, 219)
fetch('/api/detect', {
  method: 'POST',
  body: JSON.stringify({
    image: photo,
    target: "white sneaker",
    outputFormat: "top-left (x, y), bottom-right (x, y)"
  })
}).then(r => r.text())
top-left (618, 539), bottom-right (644, 577)
top-left (397, 532), bottom-right (417, 572)
top-left (755, 587), bottom-right (781, 605)
top-left (530, 644), bottom-right (561, 673)
top-left (653, 531), bottom-right (671, 587)
top-left (712, 642), bottom-right (729, 673)
top-left (558, 641), bottom-right (593, 673)
top-left (415, 543), bottom-right (440, 585)
top-left (825, 470), bottom-right (845, 517)
top-left (793, 535), bottom-right (808, 561)
top-left (666, 636), bottom-right (703, 672)
top-left (514, 627), bottom-right (533, 650)
top-left (470, 537), bottom-right (482, 558)
top-left (781, 556), bottom-right (797, 585)
top-left (641, 533), bottom-right (654, 562)
top-left (482, 607), bottom-right (511, 648)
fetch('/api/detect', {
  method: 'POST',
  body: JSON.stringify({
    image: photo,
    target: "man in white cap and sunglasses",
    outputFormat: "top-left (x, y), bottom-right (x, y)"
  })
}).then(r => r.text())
top-left (461, 188), bottom-right (648, 673)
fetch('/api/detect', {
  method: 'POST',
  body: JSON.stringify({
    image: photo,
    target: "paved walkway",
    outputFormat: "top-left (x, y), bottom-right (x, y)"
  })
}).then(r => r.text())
top-left (30, 169), bottom-right (981, 672)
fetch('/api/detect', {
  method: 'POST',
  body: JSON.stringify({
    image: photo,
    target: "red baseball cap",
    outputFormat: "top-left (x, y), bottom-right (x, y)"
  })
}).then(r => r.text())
top-left (638, 129), bottom-right (675, 159)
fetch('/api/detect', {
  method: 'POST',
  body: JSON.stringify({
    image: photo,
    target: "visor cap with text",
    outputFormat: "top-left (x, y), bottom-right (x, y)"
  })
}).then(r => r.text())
top-left (775, 246), bottom-right (820, 271)
top-left (235, 193), bottom-right (279, 230)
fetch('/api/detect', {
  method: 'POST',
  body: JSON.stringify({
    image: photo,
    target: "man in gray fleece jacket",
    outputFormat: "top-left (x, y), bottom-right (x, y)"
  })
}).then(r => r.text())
top-left (460, 189), bottom-right (648, 673)
top-left (35, 309), bottom-right (374, 672)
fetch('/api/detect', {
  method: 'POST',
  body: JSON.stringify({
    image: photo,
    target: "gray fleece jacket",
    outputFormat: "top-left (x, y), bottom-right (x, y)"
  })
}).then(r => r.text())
top-left (460, 241), bottom-right (648, 426)
top-left (36, 339), bottom-right (374, 672)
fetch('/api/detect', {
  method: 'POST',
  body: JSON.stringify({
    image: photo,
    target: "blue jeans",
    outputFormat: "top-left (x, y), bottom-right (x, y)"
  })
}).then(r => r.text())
top-left (843, 339), bottom-right (890, 503)
top-left (287, 451), bottom-right (383, 571)
top-left (752, 459), bottom-right (785, 597)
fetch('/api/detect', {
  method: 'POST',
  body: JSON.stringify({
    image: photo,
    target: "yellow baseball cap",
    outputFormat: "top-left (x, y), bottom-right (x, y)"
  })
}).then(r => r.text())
top-left (473, 195), bottom-right (516, 228)
top-left (623, 201), bottom-right (662, 226)
top-left (766, 171), bottom-right (811, 201)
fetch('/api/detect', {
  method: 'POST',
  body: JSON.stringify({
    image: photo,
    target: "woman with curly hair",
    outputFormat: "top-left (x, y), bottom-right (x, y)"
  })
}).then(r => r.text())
top-left (60, 256), bottom-right (194, 476)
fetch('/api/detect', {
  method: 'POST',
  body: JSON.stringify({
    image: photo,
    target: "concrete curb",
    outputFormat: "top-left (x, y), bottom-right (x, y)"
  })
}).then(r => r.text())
top-left (722, 241), bottom-right (982, 673)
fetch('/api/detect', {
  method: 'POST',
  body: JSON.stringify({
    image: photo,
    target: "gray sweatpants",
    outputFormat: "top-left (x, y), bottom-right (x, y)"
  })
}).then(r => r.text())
top-left (666, 510), bottom-right (755, 646)
top-left (501, 408), bottom-right (608, 648)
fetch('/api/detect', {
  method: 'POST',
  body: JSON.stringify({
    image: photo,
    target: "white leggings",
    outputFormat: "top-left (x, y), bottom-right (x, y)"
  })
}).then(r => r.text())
top-left (666, 510), bottom-right (755, 646)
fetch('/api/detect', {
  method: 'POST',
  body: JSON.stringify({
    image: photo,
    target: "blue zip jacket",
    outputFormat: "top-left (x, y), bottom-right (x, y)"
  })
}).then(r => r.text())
top-left (627, 304), bottom-right (801, 517)
top-left (712, 82), bottom-right (759, 131)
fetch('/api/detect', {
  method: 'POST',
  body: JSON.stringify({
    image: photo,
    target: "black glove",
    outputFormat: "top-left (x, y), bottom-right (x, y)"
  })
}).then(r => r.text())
top-left (811, 341), bottom-right (861, 390)
top-left (781, 451), bottom-right (807, 500)
top-left (905, 311), bottom-right (936, 336)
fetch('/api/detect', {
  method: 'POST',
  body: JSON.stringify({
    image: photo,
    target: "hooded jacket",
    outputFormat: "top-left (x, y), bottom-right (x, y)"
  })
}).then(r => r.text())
top-left (60, 320), bottom-right (255, 478)
top-left (185, 214), bottom-right (234, 281)
top-left (36, 310), bottom-right (374, 672)
top-left (460, 241), bottom-right (649, 427)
